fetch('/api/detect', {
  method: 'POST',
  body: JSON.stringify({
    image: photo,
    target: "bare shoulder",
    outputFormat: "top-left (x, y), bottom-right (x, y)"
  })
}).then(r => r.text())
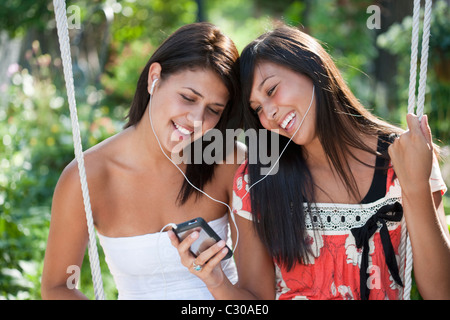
top-left (43, 132), bottom-right (128, 296)
top-left (57, 136), bottom-right (112, 189)
top-left (54, 129), bottom-right (128, 209)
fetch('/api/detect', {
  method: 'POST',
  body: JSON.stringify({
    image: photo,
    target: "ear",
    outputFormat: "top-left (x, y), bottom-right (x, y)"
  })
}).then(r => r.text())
top-left (147, 62), bottom-right (162, 94)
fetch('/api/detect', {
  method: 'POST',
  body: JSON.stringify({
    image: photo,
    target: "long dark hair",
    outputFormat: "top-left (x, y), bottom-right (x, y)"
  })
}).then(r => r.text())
top-left (125, 22), bottom-right (241, 205)
top-left (240, 25), bottom-right (401, 270)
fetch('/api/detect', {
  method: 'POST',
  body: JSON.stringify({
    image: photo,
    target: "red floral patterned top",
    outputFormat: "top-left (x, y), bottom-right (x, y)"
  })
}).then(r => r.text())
top-left (232, 145), bottom-right (447, 300)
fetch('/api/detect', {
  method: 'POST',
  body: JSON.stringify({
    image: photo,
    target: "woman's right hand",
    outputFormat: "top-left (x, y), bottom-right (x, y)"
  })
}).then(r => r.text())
top-left (168, 229), bottom-right (230, 289)
top-left (388, 113), bottom-right (434, 196)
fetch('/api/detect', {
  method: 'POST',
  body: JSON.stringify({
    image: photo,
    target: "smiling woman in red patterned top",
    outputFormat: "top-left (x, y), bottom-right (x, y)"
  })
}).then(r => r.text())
top-left (171, 25), bottom-right (450, 300)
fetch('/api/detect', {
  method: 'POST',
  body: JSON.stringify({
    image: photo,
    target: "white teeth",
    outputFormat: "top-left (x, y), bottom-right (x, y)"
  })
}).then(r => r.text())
top-left (174, 122), bottom-right (193, 135)
top-left (280, 112), bottom-right (296, 129)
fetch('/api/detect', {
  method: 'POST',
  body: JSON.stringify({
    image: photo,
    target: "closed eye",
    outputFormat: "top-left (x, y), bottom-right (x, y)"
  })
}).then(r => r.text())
top-left (180, 94), bottom-right (195, 102)
top-left (208, 107), bottom-right (220, 115)
top-left (267, 84), bottom-right (277, 96)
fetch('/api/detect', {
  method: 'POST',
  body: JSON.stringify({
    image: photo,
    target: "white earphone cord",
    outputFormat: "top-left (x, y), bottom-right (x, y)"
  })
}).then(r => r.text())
top-left (150, 79), bottom-right (314, 268)
top-left (149, 79), bottom-right (240, 254)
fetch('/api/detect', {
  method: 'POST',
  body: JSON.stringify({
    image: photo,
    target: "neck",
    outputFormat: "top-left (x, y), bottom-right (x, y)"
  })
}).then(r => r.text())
top-left (303, 136), bottom-right (330, 169)
top-left (303, 131), bottom-right (377, 168)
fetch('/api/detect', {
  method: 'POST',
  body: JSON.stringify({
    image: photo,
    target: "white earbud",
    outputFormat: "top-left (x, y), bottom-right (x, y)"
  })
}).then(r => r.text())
top-left (150, 78), bottom-right (158, 95)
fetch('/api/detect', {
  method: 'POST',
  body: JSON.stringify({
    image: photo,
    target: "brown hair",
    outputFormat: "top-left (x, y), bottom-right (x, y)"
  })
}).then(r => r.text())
top-left (125, 22), bottom-right (241, 204)
top-left (240, 25), bottom-right (401, 270)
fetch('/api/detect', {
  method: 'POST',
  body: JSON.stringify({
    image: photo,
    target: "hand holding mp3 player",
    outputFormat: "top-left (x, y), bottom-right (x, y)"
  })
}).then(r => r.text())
top-left (172, 217), bottom-right (233, 261)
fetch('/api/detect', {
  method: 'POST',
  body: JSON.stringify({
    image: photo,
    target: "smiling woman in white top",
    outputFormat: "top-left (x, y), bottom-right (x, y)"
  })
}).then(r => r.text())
top-left (41, 22), bottom-right (243, 300)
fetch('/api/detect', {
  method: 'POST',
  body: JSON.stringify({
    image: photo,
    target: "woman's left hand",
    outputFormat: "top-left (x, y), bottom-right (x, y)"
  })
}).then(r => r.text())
top-left (388, 113), bottom-right (433, 195)
top-left (168, 229), bottom-right (230, 289)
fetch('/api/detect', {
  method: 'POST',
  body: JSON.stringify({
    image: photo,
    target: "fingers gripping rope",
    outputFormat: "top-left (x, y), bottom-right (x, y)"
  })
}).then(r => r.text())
top-left (53, 0), bottom-right (105, 300)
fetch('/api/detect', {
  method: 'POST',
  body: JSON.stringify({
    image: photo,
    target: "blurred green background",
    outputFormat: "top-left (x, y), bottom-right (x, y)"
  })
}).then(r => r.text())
top-left (0, 0), bottom-right (449, 300)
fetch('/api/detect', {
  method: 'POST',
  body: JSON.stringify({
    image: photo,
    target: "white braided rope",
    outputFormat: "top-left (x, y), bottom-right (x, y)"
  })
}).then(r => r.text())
top-left (399, 217), bottom-right (408, 298)
top-left (402, 0), bottom-right (433, 300)
top-left (53, 0), bottom-right (105, 300)
top-left (416, 0), bottom-right (433, 120)
top-left (407, 0), bottom-right (421, 115)
top-left (403, 235), bottom-right (413, 300)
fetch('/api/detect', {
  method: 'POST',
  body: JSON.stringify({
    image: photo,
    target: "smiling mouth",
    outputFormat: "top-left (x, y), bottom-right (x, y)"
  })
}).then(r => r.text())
top-left (172, 121), bottom-right (194, 136)
top-left (280, 111), bottom-right (296, 130)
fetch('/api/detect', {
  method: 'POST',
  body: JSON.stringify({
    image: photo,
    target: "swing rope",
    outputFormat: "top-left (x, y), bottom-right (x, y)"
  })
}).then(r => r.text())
top-left (53, 0), bottom-right (105, 300)
top-left (408, 0), bottom-right (433, 119)
top-left (52, 0), bottom-right (433, 301)
top-left (402, 0), bottom-right (433, 300)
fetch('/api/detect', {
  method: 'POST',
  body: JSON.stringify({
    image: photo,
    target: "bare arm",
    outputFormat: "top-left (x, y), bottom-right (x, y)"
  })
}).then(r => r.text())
top-left (403, 188), bottom-right (450, 299)
top-left (388, 114), bottom-right (450, 299)
top-left (41, 161), bottom-right (90, 300)
top-left (220, 214), bottom-right (275, 300)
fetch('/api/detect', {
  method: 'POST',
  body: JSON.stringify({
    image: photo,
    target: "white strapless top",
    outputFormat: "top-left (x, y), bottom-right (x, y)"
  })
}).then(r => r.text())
top-left (97, 215), bottom-right (238, 300)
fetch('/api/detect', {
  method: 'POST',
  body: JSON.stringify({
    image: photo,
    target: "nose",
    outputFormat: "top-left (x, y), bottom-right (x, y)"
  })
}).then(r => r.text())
top-left (263, 104), bottom-right (278, 120)
top-left (186, 106), bottom-right (205, 133)
top-left (186, 106), bottom-right (204, 123)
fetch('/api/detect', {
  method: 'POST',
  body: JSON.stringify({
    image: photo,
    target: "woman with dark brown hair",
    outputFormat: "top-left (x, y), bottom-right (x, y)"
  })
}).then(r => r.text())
top-left (42, 22), bottom-right (244, 300)
top-left (171, 25), bottom-right (450, 300)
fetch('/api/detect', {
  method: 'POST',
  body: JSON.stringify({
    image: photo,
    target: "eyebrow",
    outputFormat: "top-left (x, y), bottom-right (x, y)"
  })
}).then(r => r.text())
top-left (258, 75), bottom-right (275, 90)
top-left (249, 75), bottom-right (275, 105)
top-left (182, 87), bottom-right (226, 107)
top-left (183, 87), bottom-right (204, 98)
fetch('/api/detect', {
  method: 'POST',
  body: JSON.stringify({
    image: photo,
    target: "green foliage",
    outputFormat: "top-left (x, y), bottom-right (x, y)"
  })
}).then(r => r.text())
top-left (377, 0), bottom-right (450, 144)
top-left (0, 0), bottom-right (93, 37)
top-left (0, 0), bottom-right (52, 37)
top-left (100, 0), bottom-right (199, 109)
top-left (305, 0), bottom-right (378, 108)
top-left (205, 0), bottom-right (272, 52)
top-left (1, 0), bottom-right (448, 300)
top-left (0, 0), bottom-right (198, 300)
top-left (1, 44), bottom-right (66, 298)
top-left (110, 0), bottom-right (197, 44)
top-left (0, 40), bottom-right (121, 299)
top-left (101, 41), bottom-right (154, 107)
